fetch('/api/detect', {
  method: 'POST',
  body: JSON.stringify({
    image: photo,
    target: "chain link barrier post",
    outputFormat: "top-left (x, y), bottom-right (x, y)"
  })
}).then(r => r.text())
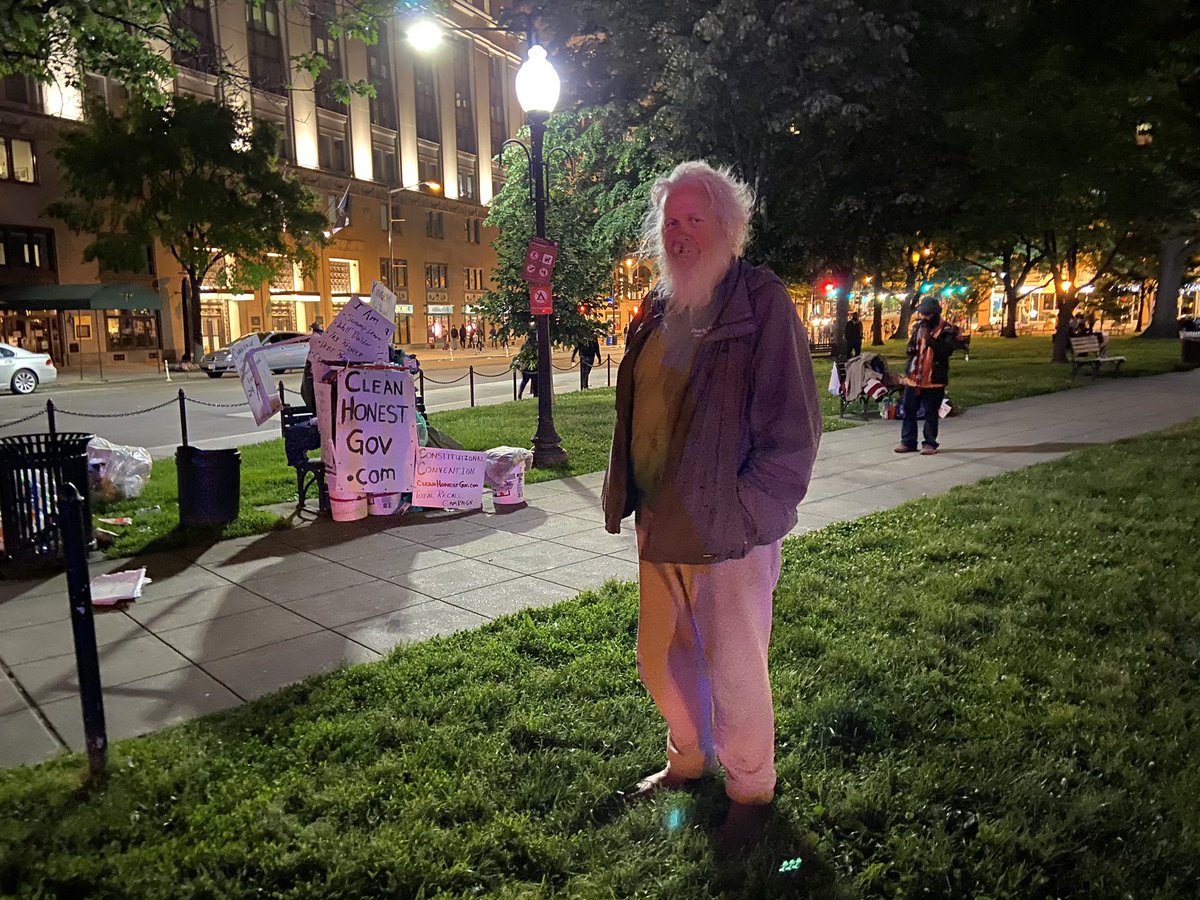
top-left (58, 483), bottom-right (108, 780)
top-left (177, 389), bottom-right (188, 447)
top-left (46, 399), bottom-right (56, 435)
top-left (608, 355), bottom-right (613, 387)
top-left (469, 366), bottom-right (475, 408)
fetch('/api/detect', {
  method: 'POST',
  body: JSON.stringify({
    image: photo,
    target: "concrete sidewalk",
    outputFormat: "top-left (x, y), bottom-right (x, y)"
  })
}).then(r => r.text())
top-left (2, 368), bottom-right (1199, 768)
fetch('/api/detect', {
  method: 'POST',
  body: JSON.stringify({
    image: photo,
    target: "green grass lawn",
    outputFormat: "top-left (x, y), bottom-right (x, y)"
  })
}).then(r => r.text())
top-left (94, 335), bottom-right (1189, 558)
top-left (6, 419), bottom-right (1198, 897)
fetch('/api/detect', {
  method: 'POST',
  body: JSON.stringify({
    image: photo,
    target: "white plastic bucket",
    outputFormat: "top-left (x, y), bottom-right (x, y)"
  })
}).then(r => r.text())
top-left (492, 464), bottom-right (525, 505)
top-left (367, 492), bottom-right (401, 516)
top-left (330, 493), bottom-right (368, 522)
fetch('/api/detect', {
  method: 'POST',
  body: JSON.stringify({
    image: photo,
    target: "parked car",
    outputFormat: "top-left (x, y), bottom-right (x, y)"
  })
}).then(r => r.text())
top-left (200, 332), bottom-right (310, 377)
top-left (0, 343), bottom-right (58, 395)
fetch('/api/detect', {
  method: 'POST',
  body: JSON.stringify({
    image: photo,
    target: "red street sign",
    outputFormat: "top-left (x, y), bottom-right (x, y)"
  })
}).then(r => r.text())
top-left (521, 237), bottom-right (560, 285)
top-left (529, 283), bottom-right (553, 315)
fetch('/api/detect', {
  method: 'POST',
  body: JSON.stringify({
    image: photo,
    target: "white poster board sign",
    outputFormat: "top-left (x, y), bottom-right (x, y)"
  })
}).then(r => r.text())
top-left (411, 447), bottom-right (487, 510)
top-left (229, 335), bottom-right (279, 425)
top-left (311, 296), bottom-right (396, 477)
top-left (369, 280), bottom-right (397, 324)
top-left (328, 366), bottom-right (418, 494)
top-left (309, 295), bottom-right (394, 380)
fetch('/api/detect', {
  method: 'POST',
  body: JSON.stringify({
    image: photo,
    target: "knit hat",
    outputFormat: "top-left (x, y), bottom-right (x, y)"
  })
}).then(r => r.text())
top-left (917, 297), bottom-right (941, 316)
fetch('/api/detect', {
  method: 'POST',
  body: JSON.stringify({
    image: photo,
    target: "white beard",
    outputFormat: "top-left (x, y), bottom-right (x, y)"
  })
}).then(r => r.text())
top-left (659, 251), bottom-right (734, 314)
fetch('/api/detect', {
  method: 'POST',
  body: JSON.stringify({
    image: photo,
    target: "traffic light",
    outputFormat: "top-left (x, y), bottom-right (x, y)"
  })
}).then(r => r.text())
top-left (823, 281), bottom-right (836, 296)
top-left (577, 303), bottom-right (586, 315)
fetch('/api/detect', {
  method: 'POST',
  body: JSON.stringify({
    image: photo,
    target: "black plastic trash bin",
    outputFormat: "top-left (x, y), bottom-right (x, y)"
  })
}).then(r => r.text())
top-left (0, 432), bottom-right (94, 565)
top-left (1182, 332), bottom-right (1200, 366)
top-left (176, 446), bottom-right (241, 527)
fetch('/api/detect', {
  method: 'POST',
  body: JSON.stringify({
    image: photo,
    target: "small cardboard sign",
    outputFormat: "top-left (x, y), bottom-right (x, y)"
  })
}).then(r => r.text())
top-left (530, 283), bottom-right (553, 315)
top-left (369, 279), bottom-right (397, 324)
top-left (328, 366), bottom-right (417, 494)
top-left (521, 237), bottom-right (560, 285)
top-left (229, 335), bottom-right (280, 425)
top-left (411, 447), bottom-right (487, 510)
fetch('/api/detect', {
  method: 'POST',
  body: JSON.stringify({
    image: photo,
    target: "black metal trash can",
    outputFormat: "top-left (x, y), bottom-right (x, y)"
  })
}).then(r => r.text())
top-left (0, 432), bottom-right (94, 565)
top-left (1182, 333), bottom-right (1200, 366)
top-left (176, 446), bottom-right (241, 527)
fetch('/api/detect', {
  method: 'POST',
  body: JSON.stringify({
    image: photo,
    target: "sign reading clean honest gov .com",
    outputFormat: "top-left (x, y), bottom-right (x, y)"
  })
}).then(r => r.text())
top-left (329, 366), bottom-right (418, 494)
top-left (411, 447), bottom-right (487, 509)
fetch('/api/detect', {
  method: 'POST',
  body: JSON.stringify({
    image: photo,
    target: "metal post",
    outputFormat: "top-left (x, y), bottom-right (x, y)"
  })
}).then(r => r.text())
top-left (58, 484), bottom-right (107, 780)
top-left (178, 388), bottom-right (188, 447)
top-left (469, 365), bottom-right (476, 407)
top-left (529, 112), bottom-right (567, 467)
top-left (46, 399), bottom-right (56, 434)
top-left (513, 368), bottom-right (518, 401)
top-left (608, 354), bottom-right (612, 387)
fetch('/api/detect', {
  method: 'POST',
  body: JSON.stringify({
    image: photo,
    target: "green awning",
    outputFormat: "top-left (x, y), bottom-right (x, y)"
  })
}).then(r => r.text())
top-left (0, 283), bottom-right (163, 311)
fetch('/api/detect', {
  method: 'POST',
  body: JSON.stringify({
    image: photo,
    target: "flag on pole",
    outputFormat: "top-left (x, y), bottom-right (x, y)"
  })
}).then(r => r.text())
top-left (329, 182), bottom-right (351, 235)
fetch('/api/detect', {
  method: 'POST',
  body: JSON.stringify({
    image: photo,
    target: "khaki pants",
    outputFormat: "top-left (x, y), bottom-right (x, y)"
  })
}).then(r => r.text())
top-left (635, 534), bottom-right (783, 804)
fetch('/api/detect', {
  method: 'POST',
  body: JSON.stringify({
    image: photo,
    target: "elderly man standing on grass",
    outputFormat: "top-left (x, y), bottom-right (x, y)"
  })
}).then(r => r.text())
top-left (602, 161), bottom-right (822, 851)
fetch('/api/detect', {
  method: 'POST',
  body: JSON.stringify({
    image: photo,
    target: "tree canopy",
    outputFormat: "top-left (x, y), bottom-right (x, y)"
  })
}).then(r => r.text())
top-left (48, 95), bottom-right (328, 361)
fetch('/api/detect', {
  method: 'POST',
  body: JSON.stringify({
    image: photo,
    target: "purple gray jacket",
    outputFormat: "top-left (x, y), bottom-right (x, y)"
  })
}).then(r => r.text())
top-left (602, 259), bottom-right (822, 564)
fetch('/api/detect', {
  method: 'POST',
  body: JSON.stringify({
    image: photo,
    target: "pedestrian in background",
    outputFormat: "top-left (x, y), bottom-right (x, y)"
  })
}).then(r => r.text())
top-left (895, 296), bottom-right (960, 456)
top-left (572, 335), bottom-right (601, 389)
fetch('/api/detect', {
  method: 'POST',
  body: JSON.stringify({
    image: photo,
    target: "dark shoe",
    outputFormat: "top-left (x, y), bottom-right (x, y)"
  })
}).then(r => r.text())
top-left (920, 444), bottom-right (938, 455)
top-left (894, 444), bottom-right (917, 454)
top-left (619, 768), bottom-right (699, 804)
top-left (716, 800), bottom-right (772, 853)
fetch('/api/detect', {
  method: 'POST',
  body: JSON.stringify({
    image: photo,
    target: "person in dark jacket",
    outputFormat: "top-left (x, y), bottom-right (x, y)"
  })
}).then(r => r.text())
top-left (515, 335), bottom-right (537, 398)
top-left (895, 296), bottom-right (960, 455)
top-left (845, 311), bottom-right (863, 357)
top-left (572, 336), bottom-right (601, 389)
top-left (602, 161), bottom-right (822, 851)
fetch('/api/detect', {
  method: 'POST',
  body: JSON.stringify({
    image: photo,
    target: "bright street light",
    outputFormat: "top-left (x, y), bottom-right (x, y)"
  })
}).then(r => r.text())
top-left (406, 19), bottom-right (443, 51)
top-left (514, 45), bottom-right (560, 114)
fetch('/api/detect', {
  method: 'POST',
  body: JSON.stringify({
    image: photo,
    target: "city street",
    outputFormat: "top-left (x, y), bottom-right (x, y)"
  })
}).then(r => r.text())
top-left (0, 351), bottom-right (622, 458)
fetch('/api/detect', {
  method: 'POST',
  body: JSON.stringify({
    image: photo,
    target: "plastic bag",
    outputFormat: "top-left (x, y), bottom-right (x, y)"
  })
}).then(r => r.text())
top-left (827, 366), bottom-right (841, 396)
top-left (484, 446), bottom-right (534, 489)
top-left (87, 436), bottom-right (152, 502)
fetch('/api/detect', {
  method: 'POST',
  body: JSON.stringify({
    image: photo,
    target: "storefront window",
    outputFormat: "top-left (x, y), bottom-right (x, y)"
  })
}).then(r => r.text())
top-left (105, 309), bottom-right (158, 350)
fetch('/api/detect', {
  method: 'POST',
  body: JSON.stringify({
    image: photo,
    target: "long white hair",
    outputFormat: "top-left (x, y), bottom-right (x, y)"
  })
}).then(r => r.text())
top-left (639, 161), bottom-right (755, 266)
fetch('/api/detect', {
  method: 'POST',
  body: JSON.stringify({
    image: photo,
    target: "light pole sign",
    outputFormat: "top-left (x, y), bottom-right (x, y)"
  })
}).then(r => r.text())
top-left (529, 284), bottom-right (553, 315)
top-left (521, 237), bottom-right (559, 288)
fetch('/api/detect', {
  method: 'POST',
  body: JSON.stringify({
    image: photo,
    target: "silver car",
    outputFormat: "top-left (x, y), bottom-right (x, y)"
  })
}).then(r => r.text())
top-left (0, 343), bottom-right (58, 395)
top-left (201, 332), bottom-right (310, 377)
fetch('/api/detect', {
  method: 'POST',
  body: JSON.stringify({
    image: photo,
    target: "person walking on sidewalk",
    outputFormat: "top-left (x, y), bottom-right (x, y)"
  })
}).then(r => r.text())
top-left (895, 296), bottom-right (960, 456)
top-left (602, 161), bottom-right (822, 851)
top-left (515, 335), bottom-right (538, 399)
top-left (572, 335), bottom-right (601, 389)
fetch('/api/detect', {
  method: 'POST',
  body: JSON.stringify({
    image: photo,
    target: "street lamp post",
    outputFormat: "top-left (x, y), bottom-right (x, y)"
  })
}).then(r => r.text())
top-left (513, 45), bottom-right (567, 468)
top-left (386, 180), bottom-right (440, 294)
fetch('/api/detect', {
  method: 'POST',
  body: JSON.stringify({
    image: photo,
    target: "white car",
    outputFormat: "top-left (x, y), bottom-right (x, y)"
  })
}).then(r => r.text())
top-left (0, 343), bottom-right (58, 395)
top-left (200, 332), bottom-right (311, 377)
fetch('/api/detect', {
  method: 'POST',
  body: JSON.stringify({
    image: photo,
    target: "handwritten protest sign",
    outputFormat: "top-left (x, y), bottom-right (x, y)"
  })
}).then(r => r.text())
top-left (229, 335), bottom-right (279, 425)
top-left (411, 447), bottom-right (487, 510)
top-left (328, 365), bottom-right (417, 494)
top-left (310, 296), bottom-right (393, 377)
top-left (368, 280), bottom-right (397, 324)
top-left (311, 296), bottom-right (396, 480)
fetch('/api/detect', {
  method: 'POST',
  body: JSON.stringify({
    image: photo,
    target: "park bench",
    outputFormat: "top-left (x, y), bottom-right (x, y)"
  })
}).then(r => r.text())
top-left (838, 356), bottom-right (897, 420)
top-left (1069, 335), bottom-right (1125, 379)
top-left (278, 384), bottom-right (330, 513)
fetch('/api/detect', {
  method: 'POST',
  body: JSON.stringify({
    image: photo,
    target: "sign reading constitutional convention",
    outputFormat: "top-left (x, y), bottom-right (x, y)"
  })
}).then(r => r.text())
top-left (330, 366), bottom-right (417, 494)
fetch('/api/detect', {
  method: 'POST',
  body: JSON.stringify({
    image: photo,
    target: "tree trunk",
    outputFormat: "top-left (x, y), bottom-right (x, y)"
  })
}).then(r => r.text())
top-left (1142, 238), bottom-right (1192, 338)
top-left (1051, 296), bottom-right (1077, 363)
top-left (1002, 284), bottom-right (1020, 338)
top-left (831, 264), bottom-right (852, 359)
top-left (894, 265), bottom-right (917, 341)
top-left (187, 270), bottom-right (205, 363)
top-left (871, 264), bottom-right (884, 344)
